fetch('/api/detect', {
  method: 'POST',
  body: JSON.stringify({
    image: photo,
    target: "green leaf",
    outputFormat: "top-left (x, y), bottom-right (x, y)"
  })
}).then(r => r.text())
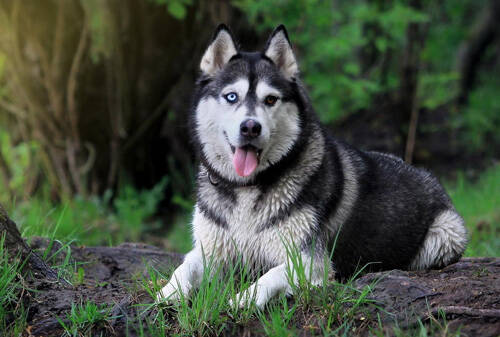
top-left (168, 1), bottom-right (187, 19)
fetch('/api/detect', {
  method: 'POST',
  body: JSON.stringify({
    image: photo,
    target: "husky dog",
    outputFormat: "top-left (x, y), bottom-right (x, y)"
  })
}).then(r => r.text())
top-left (158, 24), bottom-right (468, 308)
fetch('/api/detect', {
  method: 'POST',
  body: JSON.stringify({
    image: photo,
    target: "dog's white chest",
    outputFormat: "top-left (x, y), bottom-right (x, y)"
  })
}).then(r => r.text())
top-left (192, 185), bottom-right (318, 271)
top-left (193, 187), bottom-right (285, 269)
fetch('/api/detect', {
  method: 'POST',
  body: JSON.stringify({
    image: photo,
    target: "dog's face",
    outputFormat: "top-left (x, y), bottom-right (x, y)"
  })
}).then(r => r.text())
top-left (194, 25), bottom-right (305, 183)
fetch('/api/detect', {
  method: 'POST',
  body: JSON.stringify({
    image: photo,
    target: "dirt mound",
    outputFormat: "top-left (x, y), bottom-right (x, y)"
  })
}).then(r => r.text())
top-left (26, 239), bottom-right (182, 336)
top-left (355, 257), bottom-right (500, 336)
top-left (23, 239), bottom-right (500, 336)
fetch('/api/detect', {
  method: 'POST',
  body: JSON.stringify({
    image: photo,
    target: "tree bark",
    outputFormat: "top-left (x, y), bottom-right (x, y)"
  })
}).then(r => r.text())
top-left (0, 204), bottom-right (61, 281)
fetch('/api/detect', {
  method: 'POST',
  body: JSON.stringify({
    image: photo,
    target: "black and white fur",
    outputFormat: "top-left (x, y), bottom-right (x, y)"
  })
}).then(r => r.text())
top-left (158, 24), bottom-right (468, 308)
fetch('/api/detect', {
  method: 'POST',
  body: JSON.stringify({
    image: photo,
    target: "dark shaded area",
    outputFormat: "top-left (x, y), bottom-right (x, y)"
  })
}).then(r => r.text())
top-left (332, 101), bottom-right (499, 179)
top-left (0, 0), bottom-right (260, 212)
top-left (22, 238), bottom-right (500, 337)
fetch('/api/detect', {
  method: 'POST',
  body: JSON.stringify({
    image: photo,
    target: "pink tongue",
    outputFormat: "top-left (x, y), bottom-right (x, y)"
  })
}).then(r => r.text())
top-left (233, 147), bottom-right (258, 177)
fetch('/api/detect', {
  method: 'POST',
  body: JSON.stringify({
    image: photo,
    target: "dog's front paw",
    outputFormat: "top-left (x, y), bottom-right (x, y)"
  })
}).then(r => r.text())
top-left (156, 282), bottom-right (184, 304)
top-left (231, 283), bottom-right (271, 309)
top-left (230, 286), bottom-right (255, 309)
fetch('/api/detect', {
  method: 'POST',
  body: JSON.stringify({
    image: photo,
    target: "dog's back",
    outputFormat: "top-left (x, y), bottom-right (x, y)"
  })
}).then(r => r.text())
top-left (324, 142), bottom-right (467, 278)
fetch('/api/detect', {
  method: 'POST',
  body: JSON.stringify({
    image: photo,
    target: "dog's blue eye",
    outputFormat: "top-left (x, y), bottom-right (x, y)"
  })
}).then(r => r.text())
top-left (224, 92), bottom-right (238, 103)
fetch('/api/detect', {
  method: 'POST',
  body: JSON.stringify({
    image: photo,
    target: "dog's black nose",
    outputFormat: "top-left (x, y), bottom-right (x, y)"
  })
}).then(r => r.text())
top-left (240, 119), bottom-right (261, 139)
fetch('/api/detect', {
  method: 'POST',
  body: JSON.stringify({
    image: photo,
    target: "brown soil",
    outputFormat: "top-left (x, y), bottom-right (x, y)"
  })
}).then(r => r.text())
top-left (21, 239), bottom-right (500, 336)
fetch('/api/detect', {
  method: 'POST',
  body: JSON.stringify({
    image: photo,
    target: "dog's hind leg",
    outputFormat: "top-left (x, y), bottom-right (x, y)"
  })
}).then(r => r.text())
top-left (409, 209), bottom-right (468, 270)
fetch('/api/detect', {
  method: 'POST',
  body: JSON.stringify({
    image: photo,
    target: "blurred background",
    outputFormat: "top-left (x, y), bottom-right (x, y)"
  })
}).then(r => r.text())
top-left (0, 0), bottom-right (498, 256)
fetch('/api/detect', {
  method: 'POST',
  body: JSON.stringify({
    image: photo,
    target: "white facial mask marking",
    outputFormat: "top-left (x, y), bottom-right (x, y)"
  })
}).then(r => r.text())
top-left (256, 82), bottom-right (281, 102)
top-left (221, 79), bottom-right (250, 101)
top-left (196, 78), bottom-right (300, 182)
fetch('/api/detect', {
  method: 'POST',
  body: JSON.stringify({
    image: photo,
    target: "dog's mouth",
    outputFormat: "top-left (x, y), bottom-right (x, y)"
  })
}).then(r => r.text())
top-left (224, 132), bottom-right (262, 177)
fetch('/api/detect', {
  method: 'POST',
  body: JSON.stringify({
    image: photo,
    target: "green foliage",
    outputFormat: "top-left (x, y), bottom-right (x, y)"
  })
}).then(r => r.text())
top-left (418, 1), bottom-right (487, 111)
top-left (174, 265), bottom-right (233, 335)
top-left (113, 176), bottom-right (169, 241)
top-left (80, 0), bottom-right (112, 62)
top-left (421, 1), bottom-right (484, 72)
top-left (418, 72), bottom-right (459, 110)
top-left (11, 176), bottom-right (169, 246)
top-left (458, 71), bottom-right (500, 151)
top-left (165, 213), bottom-right (193, 253)
top-left (235, 0), bottom-right (428, 122)
top-left (236, 0), bottom-right (500, 157)
top-left (0, 129), bottom-right (39, 205)
top-left (149, 0), bottom-right (192, 20)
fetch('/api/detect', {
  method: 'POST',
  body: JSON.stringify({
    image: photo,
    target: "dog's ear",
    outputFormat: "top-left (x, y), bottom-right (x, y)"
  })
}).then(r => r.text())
top-left (264, 25), bottom-right (298, 79)
top-left (200, 24), bottom-right (238, 76)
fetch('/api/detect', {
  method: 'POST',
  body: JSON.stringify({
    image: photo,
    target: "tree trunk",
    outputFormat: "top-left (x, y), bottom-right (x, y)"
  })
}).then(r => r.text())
top-left (401, 0), bottom-right (425, 163)
top-left (457, 0), bottom-right (500, 105)
top-left (0, 204), bottom-right (61, 281)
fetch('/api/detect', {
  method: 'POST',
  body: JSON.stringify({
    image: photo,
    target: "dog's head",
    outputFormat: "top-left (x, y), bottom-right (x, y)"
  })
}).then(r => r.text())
top-left (193, 24), bottom-right (309, 184)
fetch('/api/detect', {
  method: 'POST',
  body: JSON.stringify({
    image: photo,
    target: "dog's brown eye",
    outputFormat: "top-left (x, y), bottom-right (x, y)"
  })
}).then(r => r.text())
top-left (264, 95), bottom-right (278, 106)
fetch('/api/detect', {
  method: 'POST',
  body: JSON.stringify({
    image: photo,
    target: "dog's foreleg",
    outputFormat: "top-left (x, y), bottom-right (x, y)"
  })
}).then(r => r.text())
top-left (233, 263), bottom-right (290, 308)
top-left (233, 252), bottom-right (326, 308)
top-left (157, 246), bottom-right (204, 303)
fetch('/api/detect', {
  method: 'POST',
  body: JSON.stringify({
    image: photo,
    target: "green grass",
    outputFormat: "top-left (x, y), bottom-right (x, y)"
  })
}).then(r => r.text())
top-left (136, 241), bottom-right (380, 336)
top-left (7, 176), bottom-right (168, 247)
top-left (140, 254), bottom-right (257, 336)
top-left (0, 235), bottom-right (28, 336)
top-left (370, 310), bottom-right (462, 337)
top-left (58, 302), bottom-right (113, 337)
top-left (448, 164), bottom-right (500, 257)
